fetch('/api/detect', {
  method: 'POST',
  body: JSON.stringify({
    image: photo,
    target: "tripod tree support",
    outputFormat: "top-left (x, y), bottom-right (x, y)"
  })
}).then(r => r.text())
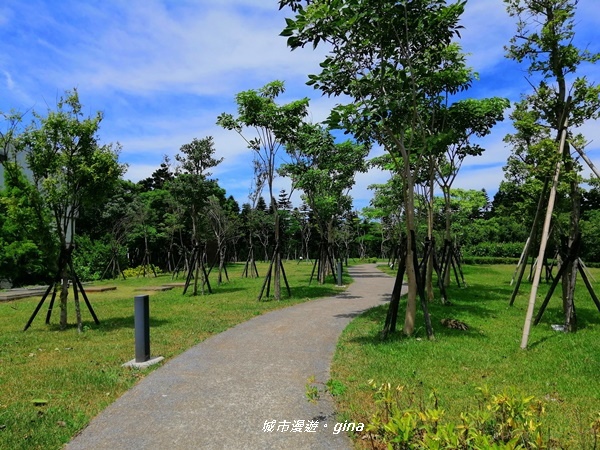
top-left (24, 247), bottom-right (99, 331)
top-left (382, 234), bottom-right (434, 340)
top-left (382, 239), bottom-right (407, 338)
top-left (183, 245), bottom-right (212, 295)
top-left (257, 244), bottom-right (291, 301)
top-left (534, 238), bottom-right (600, 326)
top-left (509, 178), bottom-right (549, 306)
top-left (521, 119), bottom-right (567, 349)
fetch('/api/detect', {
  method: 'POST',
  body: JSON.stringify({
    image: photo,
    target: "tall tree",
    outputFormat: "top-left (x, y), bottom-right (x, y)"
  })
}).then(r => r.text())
top-left (505, 0), bottom-right (600, 337)
top-left (169, 136), bottom-right (223, 295)
top-left (206, 194), bottom-right (238, 284)
top-left (280, 123), bottom-right (368, 283)
top-left (280, 0), bottom-right (472, 337)
top-left (217, 81), bottom-right (308, 300)
top-left (138, 155), bottom-right (174, 192)
top-left (0, 168), bottom-right (55, 285)
top-left (434, 97), bottom-right (509, 286)
top-left (22, 89), bottom-right (124, 331)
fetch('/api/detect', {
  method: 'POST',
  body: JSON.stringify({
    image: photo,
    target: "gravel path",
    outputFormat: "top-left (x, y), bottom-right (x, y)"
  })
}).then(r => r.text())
top-left (66, 264), bottom-right (400, 450)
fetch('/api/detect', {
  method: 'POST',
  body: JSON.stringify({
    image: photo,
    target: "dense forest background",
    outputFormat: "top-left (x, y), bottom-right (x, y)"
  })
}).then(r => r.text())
top-left (3, 135), bottom-right (600, 288)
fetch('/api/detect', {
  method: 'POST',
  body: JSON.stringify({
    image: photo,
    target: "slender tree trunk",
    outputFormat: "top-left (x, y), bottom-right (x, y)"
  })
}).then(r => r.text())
top-left (59, 266), bottom-right (69, 330)
top-left (59, 246), bottom-right (69, 329)
top-left (403, 155), bottom-right (418, 336)
top-left (563, 148), bottom-right (579, 332)
top-left (443, 186), bottom-right (452, 287)
top-left (193, 258), bottom-right (200, 295)
top-left (426, 166), bottom-right (435, 301)
top-left (272, 198), bottom-right (281, 300)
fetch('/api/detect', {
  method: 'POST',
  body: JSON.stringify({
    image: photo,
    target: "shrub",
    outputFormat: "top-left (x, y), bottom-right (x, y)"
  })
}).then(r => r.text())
top-left (360, 381), bottom-right (599, 449)
top-left (122, 264), bottom-right (163, 278)
top-left (72, 235), bottom-right (113, 281)
top-left (461, 256), bottom-right (520, 265)
top-left (464, 242), bottom-right (525, 258)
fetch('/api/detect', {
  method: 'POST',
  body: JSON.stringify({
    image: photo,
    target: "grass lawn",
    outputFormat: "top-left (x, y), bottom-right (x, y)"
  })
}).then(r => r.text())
top-left (331, 264), bottom-right (600, 449)
top-left (0, 261), bottom-right (341, 450)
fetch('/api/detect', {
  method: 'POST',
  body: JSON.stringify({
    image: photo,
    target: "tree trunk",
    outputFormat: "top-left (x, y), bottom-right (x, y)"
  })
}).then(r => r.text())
top-left (59, 247), bottom-right (69, 330)
top-left (403, 154), bottom-right (418, 336)
top-left (272, 198), bottom-right (281, 300)
top-left (426, 166), bottom-right (435, 301)
top-left (193, 258), bottom-right (200, 296)
top-left (59, 269), bottom-right (69, 330)
top-left (563, 149), bottom-right (579, 332)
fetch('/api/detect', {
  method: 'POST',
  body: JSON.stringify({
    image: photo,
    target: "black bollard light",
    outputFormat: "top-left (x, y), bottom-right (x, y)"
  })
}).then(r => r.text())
top-left (134, 294), bottom-right (151, 363)
top-left (123, 295), bottom-right (163, 368)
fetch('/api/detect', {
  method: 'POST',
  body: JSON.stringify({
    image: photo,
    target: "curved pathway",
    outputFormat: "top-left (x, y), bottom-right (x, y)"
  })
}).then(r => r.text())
top-left (66, 264), bottom-right (400, 450)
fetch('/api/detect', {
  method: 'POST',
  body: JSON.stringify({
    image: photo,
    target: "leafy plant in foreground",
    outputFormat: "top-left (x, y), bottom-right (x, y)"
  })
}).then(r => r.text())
top-left (360, 381), bottom-right (600, 449)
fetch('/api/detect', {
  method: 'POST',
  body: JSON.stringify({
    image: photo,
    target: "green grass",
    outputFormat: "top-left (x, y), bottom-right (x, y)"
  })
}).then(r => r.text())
top-left (0, 261), bottom-right (342, 450)
top-left (331, 264), bottom-right (600, 449)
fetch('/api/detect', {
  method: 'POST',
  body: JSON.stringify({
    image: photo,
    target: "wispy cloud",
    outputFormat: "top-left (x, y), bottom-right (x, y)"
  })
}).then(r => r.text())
top-left (0, 0), bottom-right (599, 211)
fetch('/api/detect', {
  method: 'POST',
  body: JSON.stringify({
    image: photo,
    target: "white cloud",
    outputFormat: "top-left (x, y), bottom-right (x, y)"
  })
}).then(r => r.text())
top-left (453, 164), bottom-right (506, 195)
top-left (459, 1), bottom-right (514, 74)
top-left (1, 0), bottom-right (600, 211)
top-left (123, 163), bottom-right (159, 183)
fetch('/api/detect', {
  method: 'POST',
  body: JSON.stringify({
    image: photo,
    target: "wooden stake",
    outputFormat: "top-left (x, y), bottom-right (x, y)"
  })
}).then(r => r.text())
top-left (571, 141), bottom-right (600, 179)
top-left (521, 120), bottom-right (568, 349)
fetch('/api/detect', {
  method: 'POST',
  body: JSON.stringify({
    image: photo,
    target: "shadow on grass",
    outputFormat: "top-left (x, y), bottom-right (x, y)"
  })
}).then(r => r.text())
top-left (339, 282), bottom-right (515, 347)
top-left (53, 316), bottom-right (173, 332)
top-left (201, 286), bottom-right (247, 295)
top-left (289, 285), bottom-right (340, 299)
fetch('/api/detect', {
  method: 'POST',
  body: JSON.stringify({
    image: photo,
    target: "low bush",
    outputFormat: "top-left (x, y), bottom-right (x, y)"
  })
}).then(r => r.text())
top-left (362, 381), bottom-right (597, 449)
top-left (122, 264), bottom-right (163, 278)
top-left (464, 242), bottom-right (525, 258)
top-left (461, 256), bottom-right (519, 265)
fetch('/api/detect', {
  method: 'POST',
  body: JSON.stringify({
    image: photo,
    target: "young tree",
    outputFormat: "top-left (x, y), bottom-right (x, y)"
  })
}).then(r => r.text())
top-left (169, 136), bottom-right (223, 295)
top-left (280, 0), bottom-right (472, 337)
top-left (217, 81), bottom-right (308, 300)
top-left (505, 0), bottom-right (600, 338)
top-left (280, 123), bottom-right (368, 283)
top-left (22, 89), bottom-right (124, 331)
top-left (206, 194), bottom-right (239, 285)
top-left (435, 97), bottom-right (509, 286)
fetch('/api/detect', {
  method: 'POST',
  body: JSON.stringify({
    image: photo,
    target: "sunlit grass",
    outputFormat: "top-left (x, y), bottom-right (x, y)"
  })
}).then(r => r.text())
top-left (331, 264), bottom-right (600, 449)
top-left (0, 261), bottom-right (342, 450)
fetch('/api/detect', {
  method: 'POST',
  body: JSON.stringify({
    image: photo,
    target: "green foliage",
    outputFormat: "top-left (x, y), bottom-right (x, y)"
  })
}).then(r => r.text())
top-left (22, 89), bottom-right (124, 249)
top-left (580, 209), bottom-right (600, 261)
top-left (326, 379), bottom-right (348, 397)
top-left (71, 235), bottom-right (116, 282)
top-left (305, 375), bottom-right (321, 403)
top-left (465, 242), bottom-right (525, 259)
top-left (168, 136), bottom-right (224, 246)
top-left (122, 264), bottom-right (163, 278)
top-left (0, 262), bottom-right (338, 449)
top-left (461, 256), bottom-right (519, 265)
top-left (364, 381), bottom-right (550, 449)
top-left (280, 123), bottom-right (368, 228)
top-left (332, 264), bottom-right (600, 447)
top-left (218, 80), bottom-right (309, 219)
top-left (304, 376), bottom-right (347, 403)
top-left (0, 166), bottom-right (56, 285)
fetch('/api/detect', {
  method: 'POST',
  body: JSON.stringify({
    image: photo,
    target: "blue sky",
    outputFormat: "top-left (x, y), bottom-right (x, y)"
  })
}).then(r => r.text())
top-left (1, 0), bottom-right (599, 211)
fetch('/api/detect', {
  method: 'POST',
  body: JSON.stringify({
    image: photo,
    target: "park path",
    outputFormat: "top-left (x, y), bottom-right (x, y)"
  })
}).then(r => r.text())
top-left (66, 264), bottom-right (400, 450)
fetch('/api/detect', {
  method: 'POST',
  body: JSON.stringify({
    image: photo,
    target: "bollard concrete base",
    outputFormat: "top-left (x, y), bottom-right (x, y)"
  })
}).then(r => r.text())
top-left (122, 356), bottom-right (164, 369)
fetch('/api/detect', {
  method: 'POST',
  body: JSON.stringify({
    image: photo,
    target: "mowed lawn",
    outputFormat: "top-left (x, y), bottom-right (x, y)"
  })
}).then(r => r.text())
top-left (331, 264), bottom-right (600, 449)
top-left (0, 261), bottom-right (342, 450)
